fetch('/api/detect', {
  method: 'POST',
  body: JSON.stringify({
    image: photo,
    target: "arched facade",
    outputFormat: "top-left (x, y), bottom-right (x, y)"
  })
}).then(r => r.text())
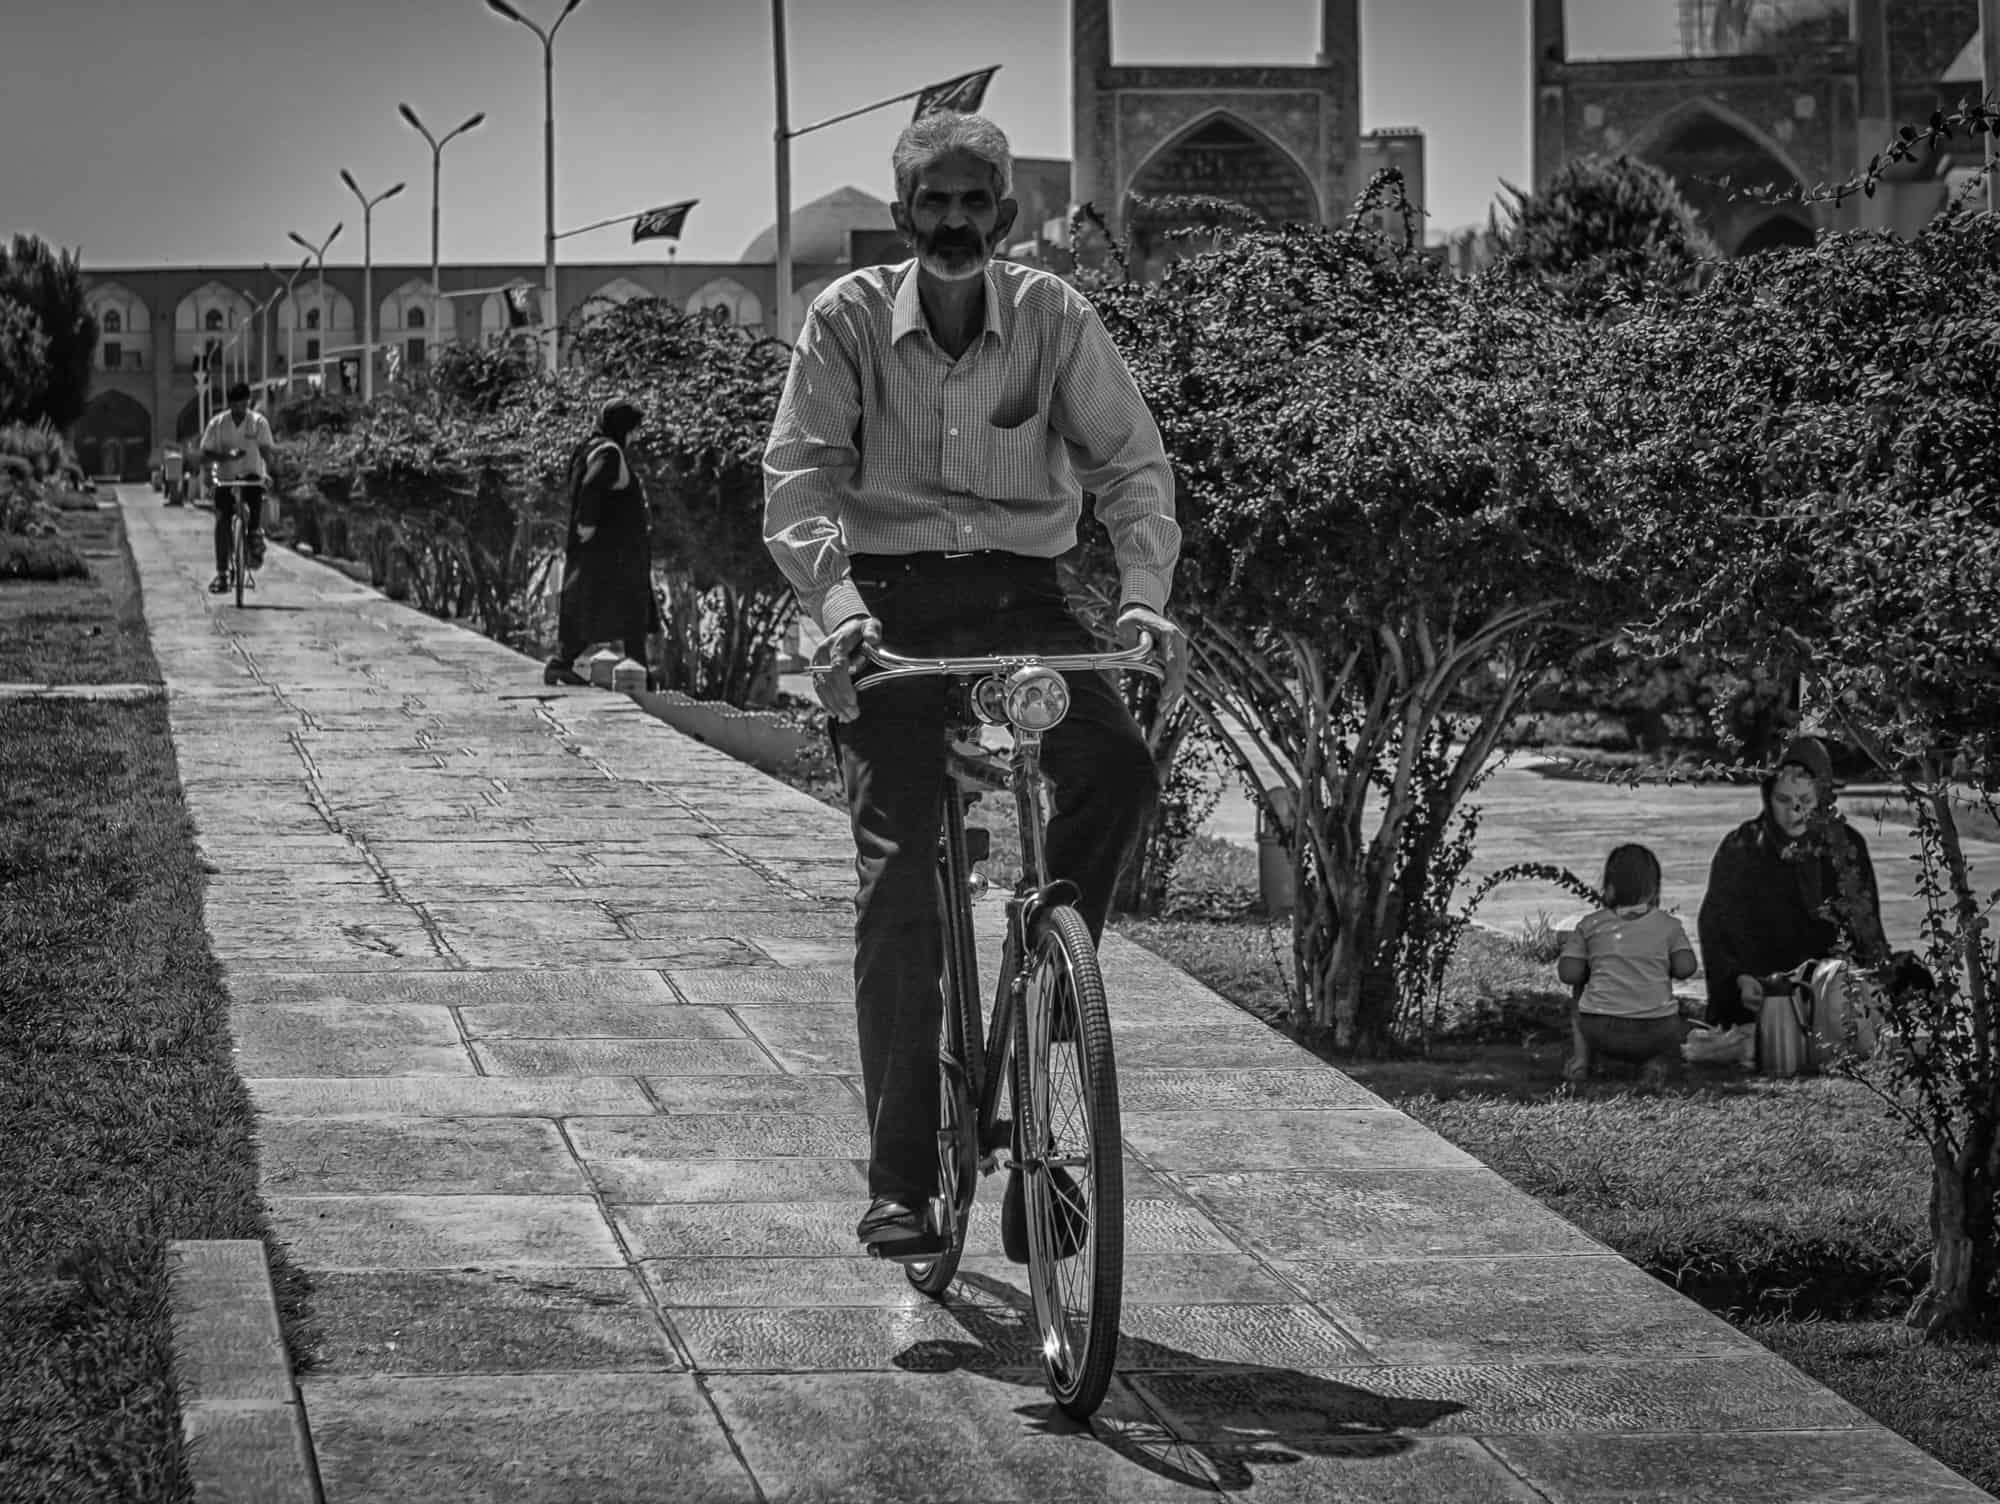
top-left (87, 281), bottom-right (150, 374)
top-left (378, 278), bottom-right (443, 370)
top-left (685, 276), bottom-right (762, 327)
top-left (576, 276), bottom-right (656, 327)
top-left (1626, 98), bottom-right (1820, 253)
top-left (1122, 110), bottom-right (1321, 275)
top-left (1529, 0), bottom-right (1980, 247)
top-left (275, 285), bottom-right (356, 374)
top-left (75, 389), bottom-right (151, 481)
top-left (1070, 0), bottom-right (1360, 269)
top-left (173, 282), bottom-right (254, 377)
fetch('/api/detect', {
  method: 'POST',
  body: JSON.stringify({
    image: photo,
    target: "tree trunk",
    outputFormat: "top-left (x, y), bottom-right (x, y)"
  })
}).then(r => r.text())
top-left (1905, 1130), bottom-right (1997, 1337)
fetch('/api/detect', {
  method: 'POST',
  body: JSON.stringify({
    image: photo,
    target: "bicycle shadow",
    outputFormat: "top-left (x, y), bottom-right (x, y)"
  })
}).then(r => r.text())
top-left (890, 1269), bottom-right (1465, 1493)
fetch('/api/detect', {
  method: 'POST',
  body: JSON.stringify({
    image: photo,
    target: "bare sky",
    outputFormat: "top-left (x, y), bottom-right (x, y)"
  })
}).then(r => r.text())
top-left (0, 0), bottom-right (1682, 270)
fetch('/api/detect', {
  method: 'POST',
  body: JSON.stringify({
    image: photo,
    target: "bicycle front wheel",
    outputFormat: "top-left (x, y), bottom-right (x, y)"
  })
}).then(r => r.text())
top-left (232, 511), bottom-right (245, 608)
top-left (1011, 903), bottom-right (1123, 1420)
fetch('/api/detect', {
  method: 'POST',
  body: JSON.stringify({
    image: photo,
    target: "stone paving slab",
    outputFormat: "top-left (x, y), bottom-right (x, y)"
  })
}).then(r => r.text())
top-left (116, 492), bottom-right (1993, 1503)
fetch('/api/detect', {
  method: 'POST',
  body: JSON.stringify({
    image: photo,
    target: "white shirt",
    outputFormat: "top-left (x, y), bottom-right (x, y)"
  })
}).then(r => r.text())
top-left (201, 409), bottom-right (276, 481)
top-left (1561, 905), bottom-right (1695, 1019)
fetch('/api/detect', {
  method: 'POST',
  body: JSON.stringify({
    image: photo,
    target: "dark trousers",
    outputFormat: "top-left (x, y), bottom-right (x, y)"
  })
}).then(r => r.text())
top-left (835, 552), bottom-right (1158, 1207)
top-left (213, 482), bottom-right (264, 575)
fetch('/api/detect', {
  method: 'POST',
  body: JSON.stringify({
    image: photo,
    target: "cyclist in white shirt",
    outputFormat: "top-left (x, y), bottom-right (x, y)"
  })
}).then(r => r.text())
top-left (199, 381), bottom-right (277, 593)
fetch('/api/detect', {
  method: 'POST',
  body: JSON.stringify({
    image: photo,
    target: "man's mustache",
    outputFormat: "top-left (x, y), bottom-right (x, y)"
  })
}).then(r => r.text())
top-left (924, 227), bottom-right (984, 253)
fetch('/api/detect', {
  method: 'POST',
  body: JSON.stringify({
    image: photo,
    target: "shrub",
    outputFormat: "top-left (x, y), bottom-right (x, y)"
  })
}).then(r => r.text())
top-left (0, 534), bottom-right (86, 580)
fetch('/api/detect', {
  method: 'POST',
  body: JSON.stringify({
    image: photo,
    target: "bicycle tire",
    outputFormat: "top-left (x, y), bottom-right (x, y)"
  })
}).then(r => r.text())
top-left (905, 864), bottom-right (981, 1297)
top-left (232, 507), bottom-right (245, 609)
top-left (1011, 903), bottom-right (1123, 1419)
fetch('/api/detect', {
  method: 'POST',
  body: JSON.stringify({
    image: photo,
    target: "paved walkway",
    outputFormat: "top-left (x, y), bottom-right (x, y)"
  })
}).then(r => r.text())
top-left (120, 490), bottom-right (1991, 1503)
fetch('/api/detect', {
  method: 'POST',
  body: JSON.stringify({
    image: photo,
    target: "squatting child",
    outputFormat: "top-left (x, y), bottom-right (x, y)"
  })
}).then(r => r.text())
top-left (1559, 843), bottom-right (1698, 1089)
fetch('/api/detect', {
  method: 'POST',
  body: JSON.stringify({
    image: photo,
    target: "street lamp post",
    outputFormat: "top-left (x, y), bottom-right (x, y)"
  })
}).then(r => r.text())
top-left (398, 102), bottom-right (486, 341)
top-left (484, 0), bottom-right (586, 374)
top-left (271, 256), bottom-right (312, 395)
top-left (771, 0), bottom-right (793, 342)
top-left (286, 223), bottom-right (343, 393)
top-left (340, 169), bottom-right (406, 402)
top-left (241, 281), bottom-right (282, 408)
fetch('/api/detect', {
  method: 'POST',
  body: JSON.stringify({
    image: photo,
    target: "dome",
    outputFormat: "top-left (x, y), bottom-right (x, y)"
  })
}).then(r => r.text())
top-left (739, 185), bottom-right (897, 265)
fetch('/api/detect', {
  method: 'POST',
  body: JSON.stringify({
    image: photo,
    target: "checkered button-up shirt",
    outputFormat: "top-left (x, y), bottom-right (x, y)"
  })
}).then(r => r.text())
top-left (763, 257), bottom-right (1180, 634)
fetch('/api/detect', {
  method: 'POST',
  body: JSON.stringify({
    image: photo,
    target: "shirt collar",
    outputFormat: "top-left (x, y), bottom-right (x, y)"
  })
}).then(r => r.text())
top-left (890, 258), bottom-right (1005, 350)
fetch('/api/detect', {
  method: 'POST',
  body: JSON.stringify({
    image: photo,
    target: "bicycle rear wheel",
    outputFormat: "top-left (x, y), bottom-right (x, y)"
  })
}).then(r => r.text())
top-left (1011, 903), bottom-right (1123, 1419)
top-left (232, 508), bottom-right (245, 609)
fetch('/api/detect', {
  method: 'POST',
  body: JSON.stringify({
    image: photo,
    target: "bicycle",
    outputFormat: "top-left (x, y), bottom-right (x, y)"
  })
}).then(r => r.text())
top-left (213, 477), bottom-right (261, 607)
top-left (832, 633), bottom-right (1161, 1421)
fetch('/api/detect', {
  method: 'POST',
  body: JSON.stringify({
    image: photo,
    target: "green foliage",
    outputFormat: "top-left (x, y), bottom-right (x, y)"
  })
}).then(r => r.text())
top-left (1084, 188), bottom-right (1635, 1050)
top-left (0, 298), bottom-right (49, 424)
top-left (286, 301), bottom-right (795, 703)
top-left (1497, 153), bottom-right (1719, 311)
top-left (0, 235), bottom-right (97, 429)
top-left (0, 534), bottom-right (85, 580)
top-left (563, 298), bottom-right (796, 703)
top-left (1605, 205), bottom-right (2000, 1332)
top-left (271, 390), bottom-right (363, 436)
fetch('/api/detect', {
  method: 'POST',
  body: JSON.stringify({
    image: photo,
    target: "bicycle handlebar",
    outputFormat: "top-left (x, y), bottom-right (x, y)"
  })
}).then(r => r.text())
top-left (850, 634), bottom-right (1162, 692)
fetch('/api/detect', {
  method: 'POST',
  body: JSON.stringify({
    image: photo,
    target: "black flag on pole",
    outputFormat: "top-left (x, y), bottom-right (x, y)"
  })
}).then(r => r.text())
top-left (503, 285), bottom-right (539, 328)
top-left (631, 199), bottom-right (698, 244)
top-left (912, 66), bottom-right (999, 121)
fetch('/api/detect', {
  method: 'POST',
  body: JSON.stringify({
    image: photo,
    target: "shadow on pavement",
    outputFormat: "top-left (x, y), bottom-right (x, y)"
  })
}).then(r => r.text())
top-left (891, 1270), bottom-right (1466, 1493)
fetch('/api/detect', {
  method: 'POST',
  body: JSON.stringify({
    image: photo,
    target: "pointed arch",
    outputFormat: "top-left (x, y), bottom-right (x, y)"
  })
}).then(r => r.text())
top-left (1626, 96), bottom-right (1818, 255)
top-left (173, 280), bottom-right (253, 332)
top-left (377, 277), bottom-right (437, 334)
top-left (1123, 109), bottom-right (1321, 228)
top-left (685, 276), bottom-right (763, 327)
top-left (76, 389), bottom-right (151, 481)
top-left (1625, 96), bottom-right (1812, 197)
top-left (576, 275), bottom-right (657, 326)
top-left (274, 282), bottom-right (356, 332)
top-left (87, 280), bottom-right (150, 333)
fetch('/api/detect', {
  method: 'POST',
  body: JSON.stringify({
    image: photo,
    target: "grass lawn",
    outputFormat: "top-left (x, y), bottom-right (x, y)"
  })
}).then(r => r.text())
top-left (0, 500), bottom-right (318, 1502)
top-left (0, 502), bottom-right (158, 683)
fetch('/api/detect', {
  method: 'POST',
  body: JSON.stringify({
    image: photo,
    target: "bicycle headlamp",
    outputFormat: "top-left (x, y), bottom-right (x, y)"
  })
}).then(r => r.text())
top-left (1003, 666), bottom-right (1070, 733)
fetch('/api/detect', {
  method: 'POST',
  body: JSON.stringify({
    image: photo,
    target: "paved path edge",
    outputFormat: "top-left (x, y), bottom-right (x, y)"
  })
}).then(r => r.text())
top-left (168, 1238), bottom-right (324, 1504)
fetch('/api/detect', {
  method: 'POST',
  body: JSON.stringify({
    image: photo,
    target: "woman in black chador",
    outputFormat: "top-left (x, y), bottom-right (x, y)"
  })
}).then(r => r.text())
top-left (544, 398), bottom-right (660, 686)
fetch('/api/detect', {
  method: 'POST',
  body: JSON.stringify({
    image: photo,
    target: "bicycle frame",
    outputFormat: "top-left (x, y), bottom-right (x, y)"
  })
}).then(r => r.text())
top-left (847, 638), bottom-right (1161, 1171)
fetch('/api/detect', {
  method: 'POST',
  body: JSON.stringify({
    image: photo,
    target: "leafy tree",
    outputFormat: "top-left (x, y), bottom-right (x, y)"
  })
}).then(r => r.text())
top-left (1087, 200), bottom-right (1630, 1051)
top-left (0, 297), bottom-right (49, 425)
top-left (1495, 153), bottom-right (1720, 309)
top-left (0, 235), bottom-right (96, 428)
top-left (1604, 205), bottom-right (2000, 1336)
top-left (565, 298), bottom-right (795, 704)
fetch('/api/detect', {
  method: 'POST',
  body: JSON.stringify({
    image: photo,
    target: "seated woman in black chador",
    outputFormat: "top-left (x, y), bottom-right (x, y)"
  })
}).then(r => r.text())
top-left (1697, 735), bottom-right (1886, 1028)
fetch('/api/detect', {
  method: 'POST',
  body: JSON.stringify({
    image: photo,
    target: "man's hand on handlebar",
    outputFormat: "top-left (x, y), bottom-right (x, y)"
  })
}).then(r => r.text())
top-left (1116, 604), bottom-right (1187, 707)
top-left (814, 612), bottom-right (883, 724)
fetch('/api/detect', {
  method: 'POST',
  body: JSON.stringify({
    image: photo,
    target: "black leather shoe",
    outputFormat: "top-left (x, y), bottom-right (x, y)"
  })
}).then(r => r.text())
top-left (208, 574), bottom-right (229, 594)
top-left (543, 663), bottom-right (588, 686)
top-left (856, 1196), bottom-right (946, 1263)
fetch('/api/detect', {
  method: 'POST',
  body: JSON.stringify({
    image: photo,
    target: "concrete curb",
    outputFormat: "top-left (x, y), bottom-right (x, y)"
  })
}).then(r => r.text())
top-left (167, 1239), bottom-right (322, 1504)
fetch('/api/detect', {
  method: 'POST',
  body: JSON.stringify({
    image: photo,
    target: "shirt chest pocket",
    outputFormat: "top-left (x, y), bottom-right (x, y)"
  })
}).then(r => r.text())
top-left (977, 415), bottom-right (1053, 501)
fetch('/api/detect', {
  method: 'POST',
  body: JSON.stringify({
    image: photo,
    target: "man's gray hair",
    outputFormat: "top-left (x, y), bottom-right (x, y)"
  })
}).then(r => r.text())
top-left (891, 111), bottom-right (1014, 203)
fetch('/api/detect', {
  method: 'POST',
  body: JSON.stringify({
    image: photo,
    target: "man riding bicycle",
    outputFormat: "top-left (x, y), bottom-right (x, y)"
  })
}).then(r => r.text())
top-left (763, 110), bottom-right (1186, 1262)
top-left (200, 381), bottom-right (276, 593)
